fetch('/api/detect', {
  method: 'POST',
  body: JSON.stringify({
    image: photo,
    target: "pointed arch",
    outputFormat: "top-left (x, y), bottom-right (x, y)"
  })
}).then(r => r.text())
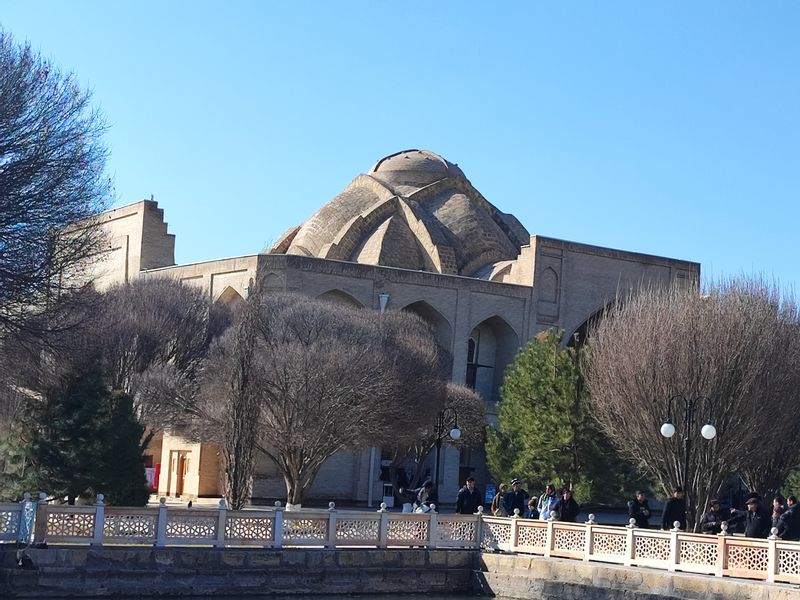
top-left (316, 289), bottom-right (364, 308)
top-left (401, 300), bottom-right (453, 353)
top-left (466, 315), bottom-right (520, 408)
top-left (567, 299), bottom-right (619, 348)
top-left (215, 285), bottom-right (245, 307)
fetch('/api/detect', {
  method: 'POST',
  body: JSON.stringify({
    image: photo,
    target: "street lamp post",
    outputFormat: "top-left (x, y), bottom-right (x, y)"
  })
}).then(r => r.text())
top-left (660, 394), bottom-right (717, 522)
top-left (433, 407), bottom-right (461, 490)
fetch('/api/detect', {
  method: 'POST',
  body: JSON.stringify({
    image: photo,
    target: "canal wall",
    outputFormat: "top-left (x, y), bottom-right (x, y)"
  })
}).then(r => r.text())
top-left (3, 546), bottom-right (798, 599)
top-left (478, 552), bottom-right (800, 600)
top-left (0, 546), bottom-right (478, 598)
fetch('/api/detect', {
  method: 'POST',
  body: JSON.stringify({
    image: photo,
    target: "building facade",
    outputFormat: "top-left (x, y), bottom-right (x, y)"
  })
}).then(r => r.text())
top-left (92, 149), bottom-right (699, 506)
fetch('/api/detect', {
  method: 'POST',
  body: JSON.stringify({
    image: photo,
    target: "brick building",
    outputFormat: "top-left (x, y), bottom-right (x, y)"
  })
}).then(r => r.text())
top-left (91, 149), bottom-right (699, 506)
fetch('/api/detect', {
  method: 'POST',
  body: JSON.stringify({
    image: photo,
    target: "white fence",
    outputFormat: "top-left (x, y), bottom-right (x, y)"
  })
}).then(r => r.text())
top-left (2, 496), bottom-right (799, 585)
top-left (4, 495), bottom-right (479, 550)
top-left (481, 515), bottom-right (800, 585)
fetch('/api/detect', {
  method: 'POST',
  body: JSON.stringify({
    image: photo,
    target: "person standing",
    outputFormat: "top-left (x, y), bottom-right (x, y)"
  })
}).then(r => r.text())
top-left (700, 499), bottom-right (724, 534)
top-left (502, 478), bottom-right (528, 517)
top-left (553, 489), bottom-right (581, 522)
top-left (779, 495), bottom-right (799, 541)
top-left (491, 483), bottom-right (508, 516)
top-left (744, 496), bottom-right (771, 538)
top-left (661, 487), bottom-right (687, 530)
top-left (627, 491), bottom-right (651, 528)
top-left (456, 476), bottom-right (482, 514)
top-left (526, 496), bottom-right (539, 519)
top-left (537, 484), bottom-right (559, 521)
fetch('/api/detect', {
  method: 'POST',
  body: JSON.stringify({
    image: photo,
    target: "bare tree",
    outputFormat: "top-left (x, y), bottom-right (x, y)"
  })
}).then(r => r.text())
top-left (0, 30), bottom-right (111, 343)
top-left (388, 383), bottom-right (486, 492)
top-left (197, 291), bottom-right (453, 507)
top-left (96, 278), bottom-right (231, 441)
top-left (584, 278), bottom-right (800, 530)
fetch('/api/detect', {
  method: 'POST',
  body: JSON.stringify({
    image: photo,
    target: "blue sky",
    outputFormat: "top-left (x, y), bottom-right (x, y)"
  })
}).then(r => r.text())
top-left (3, 2), bottom-right (799, 289)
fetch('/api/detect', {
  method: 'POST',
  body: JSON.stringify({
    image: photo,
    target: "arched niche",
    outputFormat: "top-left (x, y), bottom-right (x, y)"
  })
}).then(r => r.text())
top-left (215, 285), bottom-right (245, 307)
top-left (401, 300), bottom-right (454, 354)
top-left (465, 315), bottom-right (519, 406)
top-left (540, 267), bottom-right (559, 303)
top-left (316, 289), bottom-right (364, 308)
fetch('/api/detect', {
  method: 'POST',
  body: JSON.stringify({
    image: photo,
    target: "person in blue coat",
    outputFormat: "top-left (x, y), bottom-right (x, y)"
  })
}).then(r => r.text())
top-left (537, 484), bottom-right (559, 520)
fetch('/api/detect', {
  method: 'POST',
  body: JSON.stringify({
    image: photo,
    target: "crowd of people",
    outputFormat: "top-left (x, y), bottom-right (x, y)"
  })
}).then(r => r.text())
top-left (630, 486), bottom-right (800, 539)
top-left (403, 475), bottom-right (800, 540)
top-left (485, 479), bottom-right (582, 522)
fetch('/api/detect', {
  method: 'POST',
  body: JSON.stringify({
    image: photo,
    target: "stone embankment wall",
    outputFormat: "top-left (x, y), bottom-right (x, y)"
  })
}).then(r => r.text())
top-left (479, 553), bottom-right (800, 600)
top-left (0, 547), bottom-right (477, 598)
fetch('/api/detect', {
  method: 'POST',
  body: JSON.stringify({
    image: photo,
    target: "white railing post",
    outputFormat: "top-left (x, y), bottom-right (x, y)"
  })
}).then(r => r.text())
top-left (273, 501), bottom-right (284, 548)
top-left (33, 492), bottom-right (48, 545)
top-left (327, 502), bottom-right (337, 548)
top-left (155, 497), bottom-right (168, 547)
top-left (766, 530), bottom-right (778, 583)
top-left (91, 494), bottom-right (105, 546)
top-left (378, 502), bottom-right (389, 547)
top-left (668, 522), bottom-right (681, 572)
top-left (625, 522), bottom-right (636, 566)
top-left (509, 509), bottom-right (521, 552)
top-left (584, 513), bottom-right (597, 562)
top-left (215, 499), bottom-right (227, 548)
top-left (475, 506), bottom-right (485, 548)
top-left (715, 521), bottom-right (729, 577)
top-left (544, 516), bottom-right (555, 558)
top-left (428, 505), bottom-right (438, 548)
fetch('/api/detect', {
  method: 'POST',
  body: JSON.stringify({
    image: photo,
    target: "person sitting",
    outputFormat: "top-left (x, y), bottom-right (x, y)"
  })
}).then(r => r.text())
top-left (700, 499), bottom-right (724, 534)
top-left (627, 490), bottom-right (651, 528)
top-left (553, 489), bottom-right (581, 522)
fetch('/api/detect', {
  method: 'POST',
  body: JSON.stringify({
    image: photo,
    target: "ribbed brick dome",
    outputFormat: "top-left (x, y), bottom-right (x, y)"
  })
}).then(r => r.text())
top-left (268, 150), bottom-right (529, 277)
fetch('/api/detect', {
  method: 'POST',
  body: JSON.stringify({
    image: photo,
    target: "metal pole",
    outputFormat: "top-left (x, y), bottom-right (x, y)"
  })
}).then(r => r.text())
top-left (681, 398), bottom-right (690, 493)
top-left (434, 437), bottom-right (442, 488)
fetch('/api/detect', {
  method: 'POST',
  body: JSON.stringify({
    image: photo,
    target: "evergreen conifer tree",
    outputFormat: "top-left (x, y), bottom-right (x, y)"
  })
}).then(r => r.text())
top-left (27, 366), bottom-right (148, 505)
top-left (486, 330), bottom-right (645, 503)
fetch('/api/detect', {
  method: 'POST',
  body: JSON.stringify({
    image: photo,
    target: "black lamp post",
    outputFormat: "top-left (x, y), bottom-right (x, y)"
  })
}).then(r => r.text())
top-left (660, 394), bottom-right (717, 516)
top-left (433, 407), bottom-right (461, 489)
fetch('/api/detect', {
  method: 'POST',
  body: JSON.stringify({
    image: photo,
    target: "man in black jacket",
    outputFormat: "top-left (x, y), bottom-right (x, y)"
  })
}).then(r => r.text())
top-left (700, 499), bottom-right (724, 534)
top-left (502, 479), bottom-right (528, 517)
top-left (744, 496), bottom-right (772, 538)
top-left (661, 487), bottom-right (687, 530)
top-left (627, 491), bottom-right (651, 528)
top-left (455, 476), bottom-right (482, 514)
top-left (778, 495), bottom-right (799, 541)
top-left (553, 489), bottom-right (581, 522)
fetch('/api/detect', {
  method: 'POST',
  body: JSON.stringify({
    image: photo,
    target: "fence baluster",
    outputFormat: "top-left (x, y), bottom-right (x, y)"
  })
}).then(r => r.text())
top-left (215, 499), bottom-right (227, 548)
top-left (155, 498), bottom-right (167, 547)
top-left (273, 503), bottom-right (284, 548)
top-left (91, 494), bottom-right (105, 546)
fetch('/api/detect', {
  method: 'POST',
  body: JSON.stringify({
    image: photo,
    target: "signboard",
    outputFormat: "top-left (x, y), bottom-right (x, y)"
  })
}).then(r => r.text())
top-left (485, 483), bottom-right (496, 504)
